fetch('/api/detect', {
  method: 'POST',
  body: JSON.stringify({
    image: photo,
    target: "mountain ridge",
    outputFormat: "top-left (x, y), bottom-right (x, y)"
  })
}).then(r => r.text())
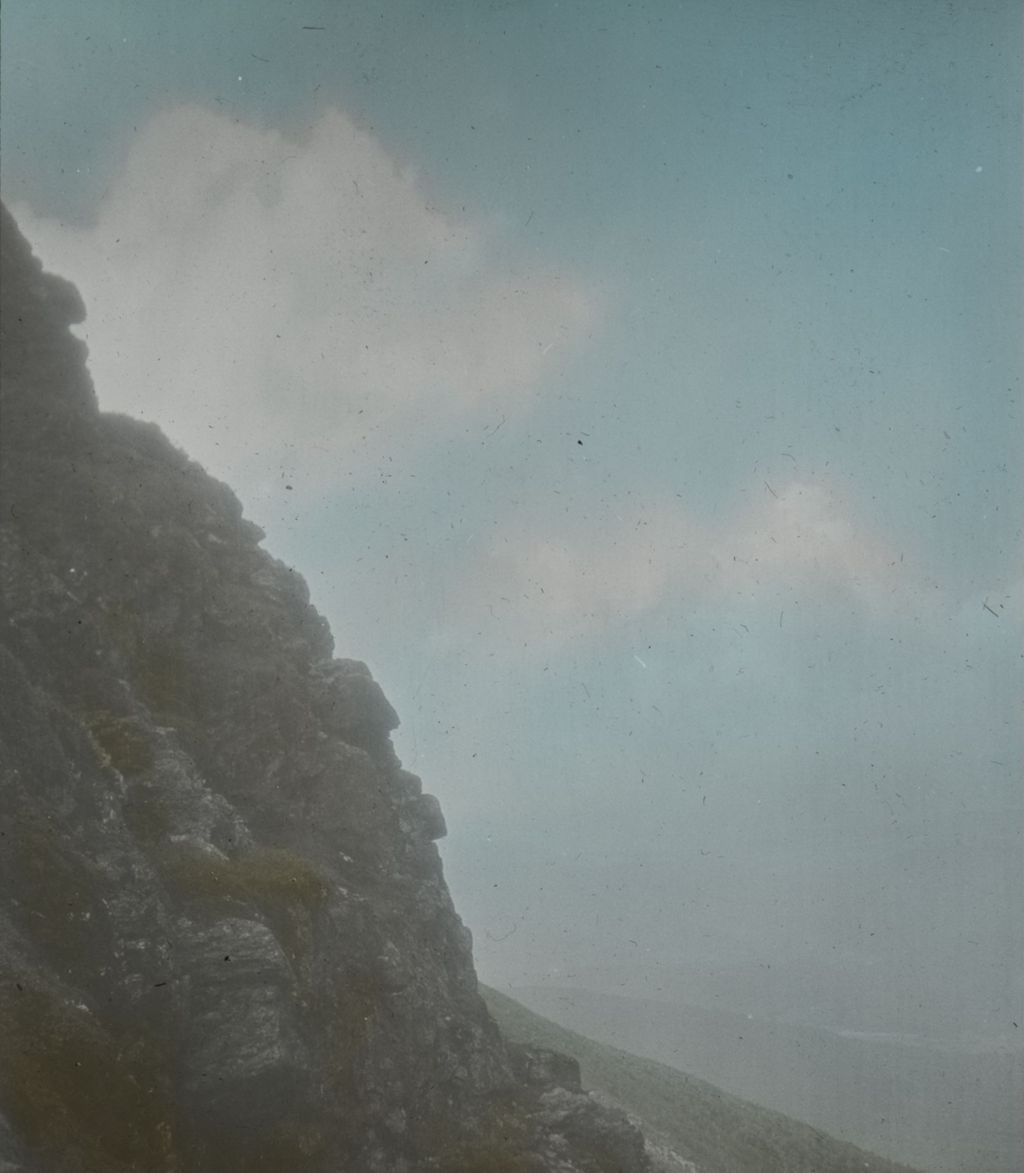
top-left (0, 201), bottom-right (649, 1172)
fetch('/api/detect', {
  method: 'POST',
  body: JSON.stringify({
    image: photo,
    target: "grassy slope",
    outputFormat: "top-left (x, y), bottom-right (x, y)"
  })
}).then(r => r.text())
top-left (505, 984), bottom-right (1022, 1173)
top-left (482, 985), bottom-right (926, 1173)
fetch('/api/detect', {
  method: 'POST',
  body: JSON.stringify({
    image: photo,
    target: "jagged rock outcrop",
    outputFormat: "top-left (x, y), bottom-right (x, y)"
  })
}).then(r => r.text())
top-left (0, 203), bottom-right (650, 1173)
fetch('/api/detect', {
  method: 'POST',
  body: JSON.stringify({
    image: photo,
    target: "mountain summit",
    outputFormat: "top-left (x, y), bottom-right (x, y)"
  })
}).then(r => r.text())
top-left (0, 203), bottom-right (649, 1172)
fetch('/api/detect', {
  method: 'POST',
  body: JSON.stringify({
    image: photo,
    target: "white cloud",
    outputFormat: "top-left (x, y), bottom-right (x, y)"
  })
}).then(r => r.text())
top-left (457, 480), bottom-right (936, 649)
top-left (14, 105), bottom-right (594, 510)
top-left (713, 480), bottom-right (921, 604)
top-left (460, 502), bottom-right (702, 645)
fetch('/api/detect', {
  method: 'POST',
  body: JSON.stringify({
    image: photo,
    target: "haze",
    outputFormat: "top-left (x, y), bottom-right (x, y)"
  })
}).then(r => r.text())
top-left (3, 2), bottom-right (1021, 1167)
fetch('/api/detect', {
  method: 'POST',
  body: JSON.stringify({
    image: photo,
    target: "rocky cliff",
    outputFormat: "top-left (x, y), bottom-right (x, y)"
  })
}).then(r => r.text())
top-left (0, 203), bottom-right (649, 1173)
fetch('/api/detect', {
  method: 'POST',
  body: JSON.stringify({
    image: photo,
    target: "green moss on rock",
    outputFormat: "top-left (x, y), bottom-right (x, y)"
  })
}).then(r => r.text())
top-left (85, 710), bottom-right (155, 774)
top-left (0, 979), bottom-right (175, 1173)
top-left (160, 844), bottom-right (330, 912)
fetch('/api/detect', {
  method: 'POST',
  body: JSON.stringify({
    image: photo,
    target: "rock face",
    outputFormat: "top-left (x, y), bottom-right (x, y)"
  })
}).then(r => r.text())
top-left (0, 203), bottom-right (650, 1173)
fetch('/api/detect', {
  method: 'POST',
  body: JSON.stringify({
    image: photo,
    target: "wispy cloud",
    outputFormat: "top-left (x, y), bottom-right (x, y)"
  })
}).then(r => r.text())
top-left (456, 479), bottom-right (939, 649)
top-left (713, 480), bottom-right (925, 605)
top-left (15, 105), bottom-right (594, 510)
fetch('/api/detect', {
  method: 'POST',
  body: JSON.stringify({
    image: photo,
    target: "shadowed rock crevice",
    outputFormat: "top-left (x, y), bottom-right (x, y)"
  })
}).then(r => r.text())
top-left (0, 203), bottom-right (649, 1172)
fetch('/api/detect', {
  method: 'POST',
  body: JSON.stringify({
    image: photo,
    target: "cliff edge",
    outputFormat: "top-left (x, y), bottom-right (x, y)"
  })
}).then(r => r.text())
top-left (0, 203), bottom-right (649, 1173)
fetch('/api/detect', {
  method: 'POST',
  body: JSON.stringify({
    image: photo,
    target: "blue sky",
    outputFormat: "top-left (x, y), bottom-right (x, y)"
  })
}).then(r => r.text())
top-left (4, 0), bottom-right (1021, 1039)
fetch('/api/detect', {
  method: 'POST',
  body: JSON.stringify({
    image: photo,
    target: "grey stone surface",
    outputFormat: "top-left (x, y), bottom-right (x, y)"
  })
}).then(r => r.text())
top-left (0, 202), bottom-right (651, 1173)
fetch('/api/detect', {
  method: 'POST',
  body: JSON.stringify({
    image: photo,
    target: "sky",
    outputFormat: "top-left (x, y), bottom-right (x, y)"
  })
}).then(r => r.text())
top-left (3, 0), bottom-right (1021, 1044)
